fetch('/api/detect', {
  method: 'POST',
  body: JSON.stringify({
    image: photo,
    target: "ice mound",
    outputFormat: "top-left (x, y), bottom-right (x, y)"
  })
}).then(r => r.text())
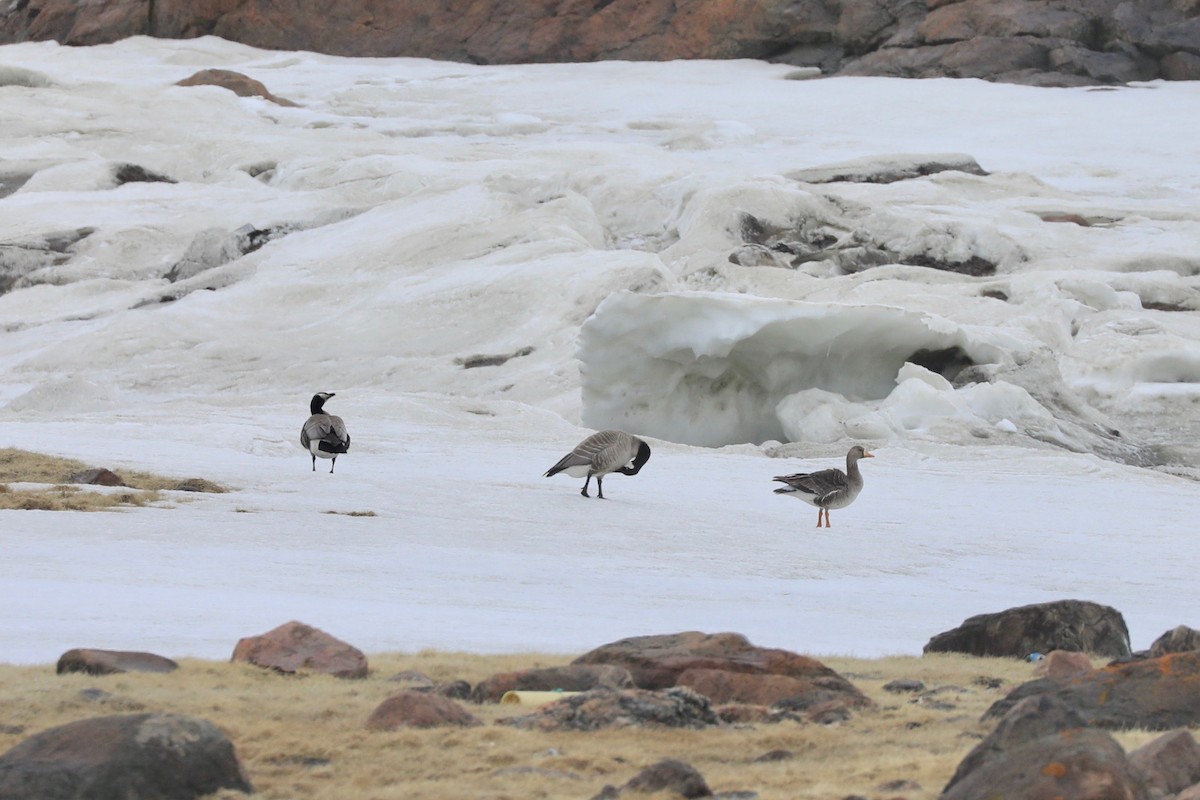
top-left (579, 291), bottom-right (1141, 459)
top-left (578, 291), bottom-right (1005, 447)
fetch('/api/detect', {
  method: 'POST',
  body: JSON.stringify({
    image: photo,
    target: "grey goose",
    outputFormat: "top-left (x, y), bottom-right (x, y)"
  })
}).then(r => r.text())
top-left (772, 445), bottom-right (873, 527)
top-left (301, 392), bottom-right (350, 473)
top-left (544, 429), bottom-right (651, 499)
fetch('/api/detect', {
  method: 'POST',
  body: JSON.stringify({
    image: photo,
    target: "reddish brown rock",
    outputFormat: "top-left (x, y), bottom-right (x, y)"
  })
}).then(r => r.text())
top-left (68, 468), bottom-right (125, 486)
top-left (1127, 730), bottom-right (1200, 797)
top-left (0, 713), bottom-right (253, 800)
top-left (176, 69), bottom-right (298, 106)
top-left (985, 651), bottom-right (1200, 731)
top-left (1031, 649), bottom-right (1094, 680)
top-left (676, 667), bottom-right (871, 713)
top-left (56, 648), bottom-right (178, 676)
top-left (365, 691), bottom-right (483, 730)
top-left (573, 631), bottom-right (871, 720)
top-left (471, 663), bottom-right (634, 703)
top-left (231, 620), bottom-right (367, 679)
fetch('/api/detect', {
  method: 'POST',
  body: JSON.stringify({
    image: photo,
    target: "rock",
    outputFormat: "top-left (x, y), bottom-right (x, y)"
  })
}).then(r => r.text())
top-left (1148, 625), bottom-right (1200, 657)
top-left (944, 694), bottom-right (1091, 792)
top-left (56, 648), bottom-right (178, 675)
top-left (786, 153), bottom-right (987, 185)
top-left (175, 68), bottom-right (298, 107)
top-left (941, 726), bottom-right (1147, 800)
top-left (434, 680), bottom-right (472, 700)
top-left (1180, 785), bottom-right (1200, 800)
top-left (1031, 649), bottom-right (1094, 679)
top-left (573, 630), bottom-right (861, 690)
top-left (365, 691), bottom-right (483, 730)
top-left (622, 759), bottom-right (712, 798)
top-left (386, 669), bottom-right (434, 687)
top-left (4, 0), bottom-right (1198, 86)
top-left (0, 713), bottom-right (253, 800)
top-left (924, 600), bottom-right (1132, 659)
top-left (1127, 730), bottom-right (1200, 797)
top-left (67, 468), bottom-right (126, 486)
top-left (675, 667), bottom-right (871, 714)
top-left (472, 664), bottom-right (635, 703)
top-left (113, 164), bottom-right (176, 185)
top-left (231, 619), bottom-right (368, 679)
top-left (984, 651), bottom-right (1200, 731)
top-left (499, 686), bottom-right (721, 732)
top-left (883, 679), bottom-right (926, 693)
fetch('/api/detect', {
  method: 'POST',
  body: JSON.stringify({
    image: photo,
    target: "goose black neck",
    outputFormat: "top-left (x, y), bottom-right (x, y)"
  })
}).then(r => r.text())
top-left (310, 396), bottom-right (326, 415)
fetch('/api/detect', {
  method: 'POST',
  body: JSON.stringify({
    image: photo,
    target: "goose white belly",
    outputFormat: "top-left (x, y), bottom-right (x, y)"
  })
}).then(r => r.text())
top-left (309, 441), bottom-right (336, 459)
top-left (561, 464), bottom-right (592, 478)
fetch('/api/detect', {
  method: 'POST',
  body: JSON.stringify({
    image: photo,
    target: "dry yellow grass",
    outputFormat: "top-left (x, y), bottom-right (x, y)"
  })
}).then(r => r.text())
top-left (0, 651), bottom-right (1162, 800)
top-left (0, 448), bottom-right (225, 510)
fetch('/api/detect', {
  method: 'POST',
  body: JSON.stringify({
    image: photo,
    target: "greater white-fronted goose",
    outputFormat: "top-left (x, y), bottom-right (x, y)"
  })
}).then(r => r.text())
top-left (773, 445), bottom-right (873, 527)
top-left (301, 392), bottom-right (350, 473)
top-left (544, 430), bottom-right (651, 499)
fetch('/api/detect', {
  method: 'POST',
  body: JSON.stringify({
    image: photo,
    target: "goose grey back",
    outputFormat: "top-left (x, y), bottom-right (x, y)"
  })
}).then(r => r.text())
top-left (544, 429), bottom-right (651, 499)
top-left (300, 392), bottom-right (351, 473)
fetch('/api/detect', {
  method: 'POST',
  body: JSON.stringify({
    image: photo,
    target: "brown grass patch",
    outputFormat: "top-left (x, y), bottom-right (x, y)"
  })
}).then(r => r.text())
top-left (0, 651), bottom-right (1163, 799)
top-left (0, 448), bottom-right (226, 510)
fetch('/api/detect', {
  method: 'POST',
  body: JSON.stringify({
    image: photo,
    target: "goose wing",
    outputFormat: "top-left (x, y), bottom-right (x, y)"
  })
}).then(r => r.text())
top-left (302, 413), bottom-right (350, 450)
top-left (773, 467), bottom-right (849, 501)
top-left (544, 430), bottom-right (630, 476)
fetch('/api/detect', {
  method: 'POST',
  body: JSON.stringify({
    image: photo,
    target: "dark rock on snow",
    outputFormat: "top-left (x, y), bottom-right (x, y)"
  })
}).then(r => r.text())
top-left (924, 599), bottom-right (1132, 659)
top-left (231, 619), bottom-right (368, 679)
top-left (0, 713), bottom-right (253, 800)
top-left (56, 648), bottom-right (178, 675)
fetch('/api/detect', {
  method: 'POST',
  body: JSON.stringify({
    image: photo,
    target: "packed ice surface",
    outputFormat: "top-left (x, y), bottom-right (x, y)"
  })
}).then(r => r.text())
top-left (1, 37), bottom-right (1199, 664)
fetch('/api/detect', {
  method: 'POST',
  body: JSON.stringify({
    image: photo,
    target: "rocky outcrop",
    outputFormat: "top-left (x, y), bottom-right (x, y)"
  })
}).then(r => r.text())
top-left (924, 599), bottom-right (1132, 659)
top-left (984, 651), bottom-right (1200, 731)
top-left (498, 686), bottom-right (721, 732)
top-left (2, 0), bottom-right (1198, 86)
top-left (231, 620), bottom-right (368, 679)
top-left (0, 713), bottom-right (253, 800)
top-left (365, 691), bottom-right (483, 730)
top-left (56, 648), bottom-right (178, 675)
top-left (572, 631), bottom-right (871, 719)
top-left (1127, 730), bottom-right (1200, 798)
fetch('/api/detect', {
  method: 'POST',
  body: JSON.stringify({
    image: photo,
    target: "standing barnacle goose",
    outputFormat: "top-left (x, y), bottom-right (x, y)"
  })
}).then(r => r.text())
top-left (544, 430), bottom-right (651, 499)
top-left (300, 392), bottom-right (350, 473)
top-left (772, 445), bottom-right (873, 527)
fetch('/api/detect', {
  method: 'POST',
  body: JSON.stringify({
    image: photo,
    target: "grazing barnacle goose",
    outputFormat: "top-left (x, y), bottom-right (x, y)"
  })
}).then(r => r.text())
top-left (544, 430), bottom-right (651, 499)
top-left (300, 392), bottom-right (350, 473)
top-left (772, 445), bottom-right (873, 527)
